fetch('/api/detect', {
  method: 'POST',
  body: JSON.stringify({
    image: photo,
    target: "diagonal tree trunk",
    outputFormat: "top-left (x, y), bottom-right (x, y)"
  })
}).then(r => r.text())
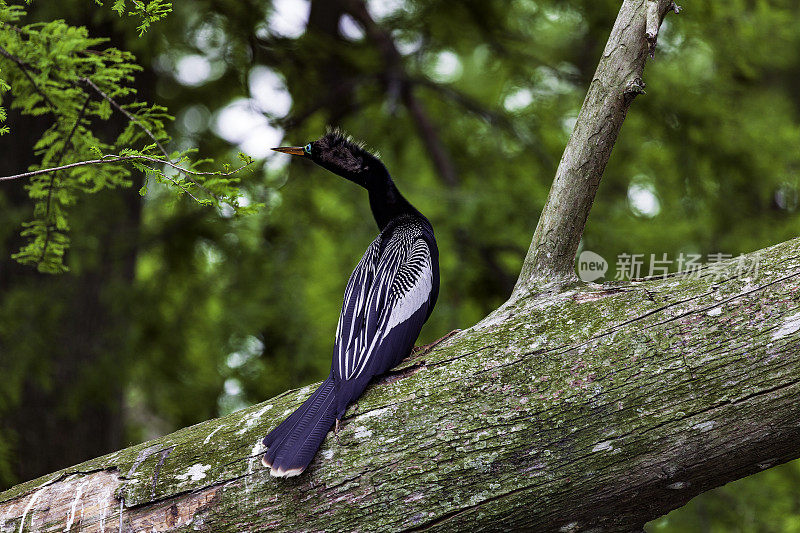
top-left (6, 2), bottom-right (799, 532)
top-left (514, 0), bottom-right (680, 293)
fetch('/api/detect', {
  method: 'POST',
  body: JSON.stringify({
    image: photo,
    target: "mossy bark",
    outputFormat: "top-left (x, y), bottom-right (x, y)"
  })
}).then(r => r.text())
top-left (1, 238), bottom-right (799, 532)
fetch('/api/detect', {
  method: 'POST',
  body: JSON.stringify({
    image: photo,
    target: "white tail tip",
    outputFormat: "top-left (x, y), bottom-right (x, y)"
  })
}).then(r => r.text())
top-left (270, 466), bottom-right (305, 478)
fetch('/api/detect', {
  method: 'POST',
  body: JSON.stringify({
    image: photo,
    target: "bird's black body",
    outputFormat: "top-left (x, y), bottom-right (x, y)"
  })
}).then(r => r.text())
top-left (262, 132), bottom-right (439, 477)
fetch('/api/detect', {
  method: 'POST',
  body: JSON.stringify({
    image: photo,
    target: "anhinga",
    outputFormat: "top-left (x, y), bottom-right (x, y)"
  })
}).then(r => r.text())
top-left (262, 131), bottom-right (440, 477)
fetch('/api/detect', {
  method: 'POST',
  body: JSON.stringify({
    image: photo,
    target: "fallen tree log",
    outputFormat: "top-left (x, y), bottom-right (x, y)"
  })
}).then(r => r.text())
top-left (1, 237), bottom-right (799, 531)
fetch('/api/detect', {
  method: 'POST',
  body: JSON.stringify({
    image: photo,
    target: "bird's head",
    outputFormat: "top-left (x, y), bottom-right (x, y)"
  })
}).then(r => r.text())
top-left (272, 130), bottom-right (386, 188)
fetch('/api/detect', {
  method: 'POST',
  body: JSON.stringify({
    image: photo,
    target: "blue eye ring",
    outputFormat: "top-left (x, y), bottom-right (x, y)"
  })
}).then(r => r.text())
top-left (304, 143), bottom-right (312, 154)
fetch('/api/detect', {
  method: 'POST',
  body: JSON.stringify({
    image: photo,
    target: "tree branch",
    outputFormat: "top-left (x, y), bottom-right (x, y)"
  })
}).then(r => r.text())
top-left (0, 155), bottom-right (251, 183)
top-left (401, 86), bottom-right (461, 188)
top-left (1, 238), bottom-right (798, 531)
top-left (344, 0), bottom-right (461, 188)
top-left (79, 76), bottom-right (169, 158)
top-left (646, 1), bottom-right (682, 57)
top-left (0, 45), bottom-right (239, 208)
top-left (513, 0), bottom-right (679, 295)
top-left (77, 76), bottom-right (234, 207)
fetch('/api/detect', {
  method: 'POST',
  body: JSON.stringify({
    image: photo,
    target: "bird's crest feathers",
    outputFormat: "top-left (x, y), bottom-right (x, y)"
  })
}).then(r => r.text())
top-left (321, 127), bottom-right (381, 159)
top-left (313, 128), bottom-right (384, 179)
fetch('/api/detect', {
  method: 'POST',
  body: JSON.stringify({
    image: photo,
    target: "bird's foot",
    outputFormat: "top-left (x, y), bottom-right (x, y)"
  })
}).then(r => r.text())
top-left (334, 418), bottom-right (356, 447)
top-left (411, 329), bottom-right (462, 358)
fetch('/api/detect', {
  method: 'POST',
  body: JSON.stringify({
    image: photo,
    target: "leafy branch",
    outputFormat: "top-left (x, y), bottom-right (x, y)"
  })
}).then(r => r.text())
top-left (97, 0), bottom-right (172, 36)
top-left (76, 76), bottom-right (240, 208)
top-left (0, 153), bottom-right (254, 186)
top-left (0, 2), bottom-right (258, 273)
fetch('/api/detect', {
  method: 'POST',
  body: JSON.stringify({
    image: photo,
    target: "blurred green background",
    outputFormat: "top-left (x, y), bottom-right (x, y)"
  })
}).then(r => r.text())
top-left (1, 0), bottom-right (799, 530)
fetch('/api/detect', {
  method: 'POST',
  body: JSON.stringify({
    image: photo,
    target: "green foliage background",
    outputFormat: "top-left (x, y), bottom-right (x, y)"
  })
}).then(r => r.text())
top-left (1, 0), bottom-right (799, 530)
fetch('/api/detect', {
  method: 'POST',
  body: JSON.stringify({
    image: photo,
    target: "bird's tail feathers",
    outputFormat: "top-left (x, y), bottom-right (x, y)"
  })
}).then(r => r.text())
top-left (262, 375), bottom-right (337, 477)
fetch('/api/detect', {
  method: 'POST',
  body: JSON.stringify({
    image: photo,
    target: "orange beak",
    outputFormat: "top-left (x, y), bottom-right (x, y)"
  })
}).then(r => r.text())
top-left (272, 146), bottom-right (306, 156)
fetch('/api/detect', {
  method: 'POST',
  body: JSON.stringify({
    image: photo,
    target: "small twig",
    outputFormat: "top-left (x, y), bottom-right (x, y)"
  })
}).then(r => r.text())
top-left (417, 80), bottom-right (500, 122)
top-left (645, 0), bottom-right (661, 58)
top-left (0, 23), bottom-right (25, 39)
top-left (0, 155), bottom-right (251, 182)
top-left (79, 76), bottom-right (237, 206)
top-left (402, 87), bottom-right (460, 188)
top-left (412, 76), bottom-right (556, 172)
top-left (79, 77), bottom-right (169, 157)
top-left (645, 0), bottom-right (681, 58)
top-left (129, 163), bottom-right (203, 204)
top-left (0, 46), bottom-right (246, 207)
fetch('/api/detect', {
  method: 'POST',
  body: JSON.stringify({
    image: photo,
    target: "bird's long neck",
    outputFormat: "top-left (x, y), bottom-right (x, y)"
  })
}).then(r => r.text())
top-left (367, 172), bottom-right (420, 231)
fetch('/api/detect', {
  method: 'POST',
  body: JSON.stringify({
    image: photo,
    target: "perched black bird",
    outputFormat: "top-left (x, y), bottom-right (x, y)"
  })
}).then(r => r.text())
top-left (262, 131), bottom-right (440, 477)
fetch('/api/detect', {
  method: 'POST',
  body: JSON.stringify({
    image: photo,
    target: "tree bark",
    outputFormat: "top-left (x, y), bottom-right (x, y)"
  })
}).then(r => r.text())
top-left (1, 238), bottom-right (799, 532)
top-left (514, 0), bottom-right (679, 294)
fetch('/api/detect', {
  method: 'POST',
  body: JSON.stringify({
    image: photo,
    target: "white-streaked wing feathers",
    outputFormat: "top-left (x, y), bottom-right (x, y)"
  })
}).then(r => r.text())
top-left (334, 226), bottom-right (432, 381)
top-left (335, 236), bottom-right (382, 377)
top-left (382, 239), bottom-right (432, 338)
